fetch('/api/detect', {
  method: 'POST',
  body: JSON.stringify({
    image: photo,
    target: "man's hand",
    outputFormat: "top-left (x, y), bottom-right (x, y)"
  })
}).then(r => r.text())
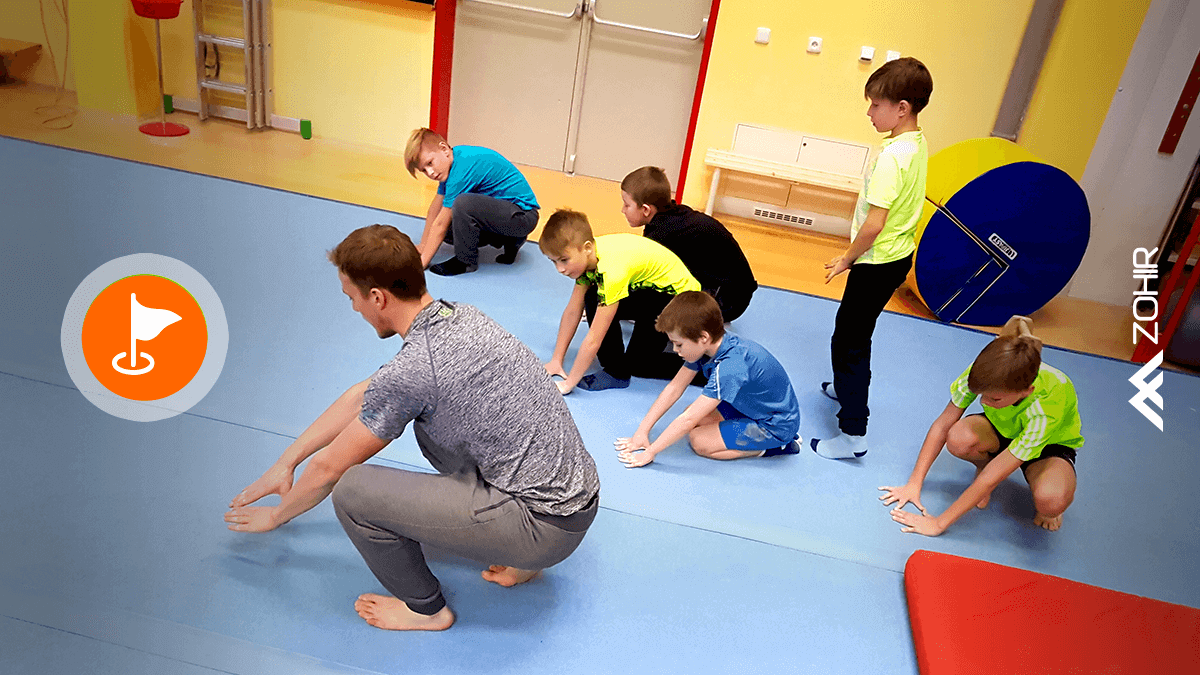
top-left (890, 507), bottom-right (946, 537)
top-left (824, 255), bottom-right (851, 283)
top-left (230, 462), bottom-right (294, 508)
top-left (224, 505), bottom-right (283, 533)
top-left (556, 379), bottom-right (573, 395)
top-left (878, 483), bottom-right (928, 515)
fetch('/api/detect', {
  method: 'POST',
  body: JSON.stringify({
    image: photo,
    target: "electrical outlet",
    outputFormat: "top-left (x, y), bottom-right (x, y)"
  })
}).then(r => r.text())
top-left (886, 50), bottom-right (901, 62)
top-left (807, 36), bottom-right (822, 54)
top-left (756, 27), bottom-right (771, 44)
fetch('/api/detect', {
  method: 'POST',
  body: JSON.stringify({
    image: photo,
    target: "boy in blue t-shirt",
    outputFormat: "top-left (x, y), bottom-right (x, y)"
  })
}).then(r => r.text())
top-left (404, 128), bottom-right (540, 276)
top-left (616, 291), bottom-right (801, 467)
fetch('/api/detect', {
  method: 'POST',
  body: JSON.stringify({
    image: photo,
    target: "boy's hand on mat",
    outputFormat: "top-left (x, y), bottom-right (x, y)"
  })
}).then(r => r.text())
top-left (890, 508), bottom-right (945, 537)
top-left (544, 361), bottom-right (567, 380)
top-left (878, 484), bottom-right (927, 515)
top-left (614, 434), bottom-right (651, 455)
top-left (824, 255), bottom-right (850, 283)
top-left (616, 446), bottom-right (656, 468)
top-left (230, 463), bottom-right (294, 508)
top-left (224, 505), bottom-right (282, 533)
top-left (556, 379), bottom-right (574, 395)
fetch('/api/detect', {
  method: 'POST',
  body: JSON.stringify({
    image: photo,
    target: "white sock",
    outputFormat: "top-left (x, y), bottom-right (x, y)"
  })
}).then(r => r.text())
top-left (812, 433), bottom-right (867, 459)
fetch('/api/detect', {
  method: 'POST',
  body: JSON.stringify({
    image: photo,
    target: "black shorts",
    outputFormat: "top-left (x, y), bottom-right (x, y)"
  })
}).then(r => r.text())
top-left (968, 413), bottom-right (1078, 478)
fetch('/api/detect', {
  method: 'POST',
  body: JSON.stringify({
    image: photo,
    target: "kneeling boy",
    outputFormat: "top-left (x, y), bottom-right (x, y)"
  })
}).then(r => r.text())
top-left (405, 128), bottom-right (540, 276)
top-left (880, 317), bottom-right (1082, 535)
top-left (541, 209), bottom-right (700, 393)
top-left (615, 291), bottom-right (801, 467)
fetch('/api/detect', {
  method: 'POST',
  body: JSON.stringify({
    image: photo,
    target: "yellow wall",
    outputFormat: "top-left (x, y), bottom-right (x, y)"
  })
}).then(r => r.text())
top-left (680, 0), bottom-right (1151, 207)
top-left (19, 0), bottom-right (434, 148)
top-left (157, 0), bottom-right (436, 149)
top-left (1019, 0), bottom-right (1153, 180)
top-left (6, 0), bottom-right (76, 90)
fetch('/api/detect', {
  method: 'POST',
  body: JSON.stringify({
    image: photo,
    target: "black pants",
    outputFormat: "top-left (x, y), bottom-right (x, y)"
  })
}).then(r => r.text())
top-left (584, 286), bottom-right (681, 381)
top-left (709, 282), bottom-right (757, 322)
top-left (831, 255), bottom-right (912, 436)
top-left (448, 193), bottom-right (539, 267)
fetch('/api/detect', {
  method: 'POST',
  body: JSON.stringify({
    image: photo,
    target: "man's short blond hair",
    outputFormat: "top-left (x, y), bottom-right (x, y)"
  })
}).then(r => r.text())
top-left (538, 209), bottom-right (594, 257)
top-left (404, 128), bottom-right (447, 178)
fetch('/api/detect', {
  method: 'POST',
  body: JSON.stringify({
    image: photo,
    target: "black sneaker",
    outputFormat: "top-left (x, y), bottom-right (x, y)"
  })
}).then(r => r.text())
top-left (497, 241), bottom-right (523, 265)
top-left (429, 258), bottom-right (476, 276)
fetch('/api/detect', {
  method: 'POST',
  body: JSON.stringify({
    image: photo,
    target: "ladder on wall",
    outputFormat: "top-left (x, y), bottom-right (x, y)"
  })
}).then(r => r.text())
top-left (191, 0), bottom-right (272, 129)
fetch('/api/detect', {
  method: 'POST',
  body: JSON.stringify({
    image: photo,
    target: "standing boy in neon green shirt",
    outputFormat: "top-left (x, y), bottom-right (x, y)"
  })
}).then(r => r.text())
top-left (814, 57), bottom-right (933, 459)
top-left (880, 317), bottom-right (1083, 535)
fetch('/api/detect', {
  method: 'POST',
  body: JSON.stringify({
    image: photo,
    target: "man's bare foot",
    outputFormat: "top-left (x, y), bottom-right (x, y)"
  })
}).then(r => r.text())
top-left (974, 467), bottom-right (991, 509)
top-left (481, 564), bottom-right (540, 587)
top-left (353, 593), bottom-right (455, 631)
top-left (1034, 513), bottom-right (1063, 531)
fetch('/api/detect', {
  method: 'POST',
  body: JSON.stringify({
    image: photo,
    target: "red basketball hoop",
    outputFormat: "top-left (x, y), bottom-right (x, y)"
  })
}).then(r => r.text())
top-left (131, 0), bottom-right (183, 20)
top-left (133, 0), bottom-right (189, 137)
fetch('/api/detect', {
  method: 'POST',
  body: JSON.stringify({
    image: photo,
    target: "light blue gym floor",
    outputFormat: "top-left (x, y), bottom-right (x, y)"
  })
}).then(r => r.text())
top-left (2, 137), bottom-right (1198, 674)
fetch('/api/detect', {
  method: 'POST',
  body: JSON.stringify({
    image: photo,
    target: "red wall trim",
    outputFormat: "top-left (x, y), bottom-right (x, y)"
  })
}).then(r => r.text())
top-left (430, 0), bottom-right (456, 136)
top-left (675, 0), bottom-right (721, 203)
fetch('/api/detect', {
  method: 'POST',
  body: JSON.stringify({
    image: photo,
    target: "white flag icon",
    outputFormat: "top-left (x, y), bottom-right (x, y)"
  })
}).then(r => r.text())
top-left (112, 293), bottom-right (182, 375)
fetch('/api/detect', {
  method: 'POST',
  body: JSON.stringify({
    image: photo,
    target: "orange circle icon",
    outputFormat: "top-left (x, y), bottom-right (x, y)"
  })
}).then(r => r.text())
top-left (81, 275), bottom-right (208, 401)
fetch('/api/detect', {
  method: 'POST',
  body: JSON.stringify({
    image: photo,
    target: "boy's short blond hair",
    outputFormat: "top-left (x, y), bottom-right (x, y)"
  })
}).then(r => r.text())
top-left (328, 224), bottom-right (426, 300)
top-left (655, 291), bottom-right (725, 342)
top-left (967, 316), bottom-right (1043, 393)
top-left (404, 127), bottom-right (447, 178)
top-left (538, 209), bottom-right (594, 256)
top-left (865, 56), bottom-right (933, 114)
top-left (621, 166), bottom-right (673, 211)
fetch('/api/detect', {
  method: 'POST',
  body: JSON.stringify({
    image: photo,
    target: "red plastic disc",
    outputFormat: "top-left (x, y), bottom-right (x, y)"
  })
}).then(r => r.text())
top-left (139, 121), bottom-right (190, 137)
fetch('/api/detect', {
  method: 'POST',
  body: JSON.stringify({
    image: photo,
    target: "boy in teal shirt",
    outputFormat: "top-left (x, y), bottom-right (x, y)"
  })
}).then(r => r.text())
top-left (814, 57), bottom-right (933, 459)
top-left (880, 317), bottom-right (1083, 535)
top-left (404, 128), bottom-right (540, 276)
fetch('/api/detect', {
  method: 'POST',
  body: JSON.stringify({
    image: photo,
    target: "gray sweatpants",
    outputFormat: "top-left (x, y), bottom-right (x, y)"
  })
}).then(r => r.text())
top-left (332, 463), bottom-right (598, 615)
top-left (448, 193), bottom-right (539, 267)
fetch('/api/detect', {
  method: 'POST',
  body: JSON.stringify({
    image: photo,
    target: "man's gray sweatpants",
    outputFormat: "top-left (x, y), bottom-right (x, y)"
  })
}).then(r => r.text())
top-left (332, 463), bottom-right (598, 615)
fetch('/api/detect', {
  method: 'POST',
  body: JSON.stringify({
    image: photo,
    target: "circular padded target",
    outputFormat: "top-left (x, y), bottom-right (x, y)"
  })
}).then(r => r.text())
top-left (914, 161), bottom-right (1090, 326)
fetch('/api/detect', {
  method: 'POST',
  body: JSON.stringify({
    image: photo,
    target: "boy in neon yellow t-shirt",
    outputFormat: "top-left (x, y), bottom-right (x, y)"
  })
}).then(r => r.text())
top-left (815, 57), bottom-right (933, 459)
top-left (880, 317), bottom-right (1083, 535)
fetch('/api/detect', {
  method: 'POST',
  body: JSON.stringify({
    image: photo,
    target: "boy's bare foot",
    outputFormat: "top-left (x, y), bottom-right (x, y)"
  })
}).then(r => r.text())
top-left (1034, 513), bottom-right (1063, 531)
top-left (974, 467), bottom-right (991, 509)
top-left (481, 564), bottom-right (541, 587)
top-left (353, 593), bottom-right (455, 631)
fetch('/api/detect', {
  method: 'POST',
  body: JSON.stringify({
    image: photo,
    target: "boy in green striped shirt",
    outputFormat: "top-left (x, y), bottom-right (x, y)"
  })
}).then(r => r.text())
top-left (880, 317), bottom-right (1083, 535)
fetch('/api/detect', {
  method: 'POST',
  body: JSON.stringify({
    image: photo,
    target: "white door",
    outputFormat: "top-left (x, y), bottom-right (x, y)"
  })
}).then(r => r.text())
top-left (449, 0), bottom-right (709, 186)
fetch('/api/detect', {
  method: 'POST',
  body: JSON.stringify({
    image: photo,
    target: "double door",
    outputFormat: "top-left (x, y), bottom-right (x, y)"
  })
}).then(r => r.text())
top-left (449, 0), bottom-right (710, 186)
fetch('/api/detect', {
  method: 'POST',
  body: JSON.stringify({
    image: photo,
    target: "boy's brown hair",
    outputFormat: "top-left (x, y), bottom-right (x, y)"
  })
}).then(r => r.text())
top-left (865, 56), bottom-right (933, 114)
top-left (967, 316), bottom-right (1044, 393)
top-left (328, 224), bottom-right (426, 300)
top-left (655, 291), bottom-right (726, 342)
top-left (621, 166), bottom-right (673, 211)
top-left (538, 209), bottom-right (595, 256)
top-left (404, 127), bottom-right (448, 178)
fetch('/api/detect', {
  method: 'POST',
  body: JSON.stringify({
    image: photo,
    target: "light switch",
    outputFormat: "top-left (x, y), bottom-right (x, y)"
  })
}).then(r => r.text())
top-left (756, 27), bottom-right (771, 44)
top-left (886, 50), bottom-right (901, 62)
top-left (859, 46), bottom-right (875, 62)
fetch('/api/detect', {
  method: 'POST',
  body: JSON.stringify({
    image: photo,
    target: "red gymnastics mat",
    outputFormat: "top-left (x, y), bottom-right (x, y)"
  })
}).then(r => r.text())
top-left (904, 550), bottom-right (1200, 674)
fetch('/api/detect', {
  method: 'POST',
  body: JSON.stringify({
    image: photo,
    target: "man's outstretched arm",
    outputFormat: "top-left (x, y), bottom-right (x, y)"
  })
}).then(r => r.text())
top-left (230, 378), bottom-right (372, 509)
top-left (225, 416), bottom-right (387, 532)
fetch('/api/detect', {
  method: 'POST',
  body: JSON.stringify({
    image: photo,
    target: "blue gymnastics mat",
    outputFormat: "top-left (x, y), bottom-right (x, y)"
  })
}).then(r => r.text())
top-left (1, 136), bottom-right (1198, 673)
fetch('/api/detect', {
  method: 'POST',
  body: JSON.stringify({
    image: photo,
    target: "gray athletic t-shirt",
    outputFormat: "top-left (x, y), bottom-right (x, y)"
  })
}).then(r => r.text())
top-left (359, 300), bottom-right (599, 516)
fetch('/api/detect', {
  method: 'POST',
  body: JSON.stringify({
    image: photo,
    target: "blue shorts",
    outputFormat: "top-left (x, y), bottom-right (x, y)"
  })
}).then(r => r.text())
top-left (715, 401), bottom-right (790, 452)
